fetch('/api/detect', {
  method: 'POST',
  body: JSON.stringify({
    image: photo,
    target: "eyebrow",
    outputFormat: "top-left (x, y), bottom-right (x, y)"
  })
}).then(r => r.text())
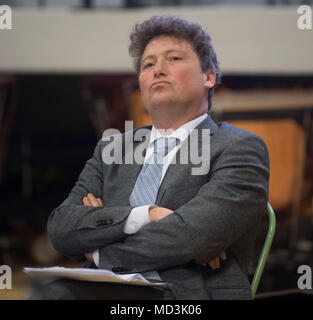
top-left (141, 49), bottom-right (186, 65)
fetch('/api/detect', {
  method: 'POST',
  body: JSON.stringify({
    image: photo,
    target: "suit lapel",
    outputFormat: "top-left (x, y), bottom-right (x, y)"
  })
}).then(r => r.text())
top-left (124, 126), bottom-right (152, 193)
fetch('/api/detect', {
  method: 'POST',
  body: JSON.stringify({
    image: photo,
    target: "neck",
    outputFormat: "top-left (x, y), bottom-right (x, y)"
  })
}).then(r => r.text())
top-left (149, 97), bottom-right (208, 131)
top-left (152, 110), bottom-right (206, 131)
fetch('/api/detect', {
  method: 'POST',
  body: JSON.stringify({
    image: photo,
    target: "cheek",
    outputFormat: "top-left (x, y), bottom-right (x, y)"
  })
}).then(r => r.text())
top-left (175, 68), bottom-right (190, 81)
top-left (176, 69), bottom-right (204, 91)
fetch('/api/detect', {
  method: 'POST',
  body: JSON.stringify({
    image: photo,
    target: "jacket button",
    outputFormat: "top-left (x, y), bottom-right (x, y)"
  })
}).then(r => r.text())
top-left (106, 218), bottom-right (113, 225)
top-left (96, 219), bottom-right (113, 227)
top-left (125, 266), bottom-right (133, 271)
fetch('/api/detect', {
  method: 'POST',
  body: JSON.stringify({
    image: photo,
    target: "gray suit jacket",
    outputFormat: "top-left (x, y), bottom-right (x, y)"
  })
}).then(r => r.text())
top-left (48, 115), bottom-right (269, 300)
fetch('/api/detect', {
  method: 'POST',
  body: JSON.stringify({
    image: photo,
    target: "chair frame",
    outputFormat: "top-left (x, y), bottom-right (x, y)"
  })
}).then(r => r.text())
top-left (251, 203), bottom-right (276, 299)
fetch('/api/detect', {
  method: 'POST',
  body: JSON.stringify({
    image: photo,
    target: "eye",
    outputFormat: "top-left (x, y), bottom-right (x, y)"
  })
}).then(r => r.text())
top-left (142, 62), bottom-right (154, 69)
top-left (170, 56), bottom-right (182, 61)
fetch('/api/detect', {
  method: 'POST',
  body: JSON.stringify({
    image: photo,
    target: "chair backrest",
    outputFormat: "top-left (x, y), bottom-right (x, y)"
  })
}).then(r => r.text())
top-left (251, 203), bottom-right (276, 299)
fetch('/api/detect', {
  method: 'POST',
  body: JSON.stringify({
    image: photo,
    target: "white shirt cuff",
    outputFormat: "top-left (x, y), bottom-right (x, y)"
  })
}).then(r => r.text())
top-left (93, 249), bottom-right (99, 267)
top-left (123, 206), bottom-right (151, 234)
top-left (93, 206), bottom-right (152, 267)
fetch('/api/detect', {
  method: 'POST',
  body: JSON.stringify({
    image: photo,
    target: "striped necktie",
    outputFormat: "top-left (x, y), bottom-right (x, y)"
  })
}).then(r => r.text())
top-left (129, 137), bottom-right (179, 206)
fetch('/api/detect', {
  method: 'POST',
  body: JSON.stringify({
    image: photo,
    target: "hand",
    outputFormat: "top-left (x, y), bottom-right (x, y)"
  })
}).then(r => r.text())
top-left (83, 193), bottom-right (103, 207)
top-left (83, 193), bottom-right (103, 263)
top-left (84, 252), bottom-right (94, 263)
top-left (203, 251), bottom-right (227, 270)
top-left (149, 206), bottom-right (174, 221)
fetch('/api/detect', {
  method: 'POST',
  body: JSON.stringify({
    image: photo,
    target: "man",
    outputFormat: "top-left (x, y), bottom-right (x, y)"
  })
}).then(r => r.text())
top-left (30, 15), bottom-right (269, 300)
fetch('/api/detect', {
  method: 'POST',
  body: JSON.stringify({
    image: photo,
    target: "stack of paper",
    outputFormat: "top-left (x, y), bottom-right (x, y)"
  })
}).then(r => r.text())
top-left (23, 267), bottom-right (166, 286)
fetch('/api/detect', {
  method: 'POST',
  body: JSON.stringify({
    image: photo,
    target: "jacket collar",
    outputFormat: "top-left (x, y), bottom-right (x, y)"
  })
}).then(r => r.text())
top-left (132, 113), bottom-right (217, 143)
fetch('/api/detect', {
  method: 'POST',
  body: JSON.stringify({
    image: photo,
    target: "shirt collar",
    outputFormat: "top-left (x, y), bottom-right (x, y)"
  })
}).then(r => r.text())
top-left (149, 113), bottom-right (208, 146)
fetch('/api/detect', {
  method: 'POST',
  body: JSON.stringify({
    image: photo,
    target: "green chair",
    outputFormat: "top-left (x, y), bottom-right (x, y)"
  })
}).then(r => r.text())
top-left (251, 202), bottom-right (276, 299)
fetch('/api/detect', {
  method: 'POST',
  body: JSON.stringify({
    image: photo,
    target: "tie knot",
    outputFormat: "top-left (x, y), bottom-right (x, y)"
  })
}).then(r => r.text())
top-left (154, 137), bottom-right (180, 158)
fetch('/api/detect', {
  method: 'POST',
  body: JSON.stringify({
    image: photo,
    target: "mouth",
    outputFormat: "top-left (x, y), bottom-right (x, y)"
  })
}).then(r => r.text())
top-left (151, 81), bottom-right (170, 88)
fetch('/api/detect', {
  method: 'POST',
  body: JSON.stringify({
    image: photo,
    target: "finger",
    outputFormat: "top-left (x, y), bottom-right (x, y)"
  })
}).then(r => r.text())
top-left (83, 197), bottom-right (92, 206)
top-left (85, 252), bottom-right (94, 263)
top-left (216, 257), bottom-right (220, 269)
top-left (88, 193), bottom-right (100, 207)
top-left (221, 251), bottom-right (227, 261)
top-left (208, 259), bottom-right (217, 269)
top-left (97, 198), bottom-right (103, 206)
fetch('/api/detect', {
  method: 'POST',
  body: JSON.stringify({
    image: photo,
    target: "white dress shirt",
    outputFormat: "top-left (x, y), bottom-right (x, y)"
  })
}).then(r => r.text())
top-left (93, 113), bottom-right (208, 267)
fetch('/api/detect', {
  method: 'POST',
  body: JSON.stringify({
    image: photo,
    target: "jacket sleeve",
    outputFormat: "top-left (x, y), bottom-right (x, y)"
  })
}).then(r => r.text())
top-left (47, 139), bottom-right (132, 261)
top-left (97, 134), bottom-right (269, 273)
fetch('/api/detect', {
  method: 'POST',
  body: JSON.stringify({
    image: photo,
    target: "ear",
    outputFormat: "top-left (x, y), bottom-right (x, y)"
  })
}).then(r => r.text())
top-left (204, 69), bottom-right (216, 89)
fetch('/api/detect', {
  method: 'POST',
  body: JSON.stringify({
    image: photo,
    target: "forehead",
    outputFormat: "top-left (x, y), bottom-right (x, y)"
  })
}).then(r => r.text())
top-left (142, 35), bottom-right (195, 57)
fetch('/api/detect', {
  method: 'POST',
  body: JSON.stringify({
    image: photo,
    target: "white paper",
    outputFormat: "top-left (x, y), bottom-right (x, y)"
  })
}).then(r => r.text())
top-left (23, 267), bottom-right (167, 286)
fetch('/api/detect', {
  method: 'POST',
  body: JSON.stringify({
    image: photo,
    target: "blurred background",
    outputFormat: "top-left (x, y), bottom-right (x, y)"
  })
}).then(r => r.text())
top-left (0, 0), bottom-right (313, 300)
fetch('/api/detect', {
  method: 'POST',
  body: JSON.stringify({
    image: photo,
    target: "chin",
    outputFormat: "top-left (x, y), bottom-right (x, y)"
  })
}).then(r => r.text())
top-left (150, 95), bottom-right (177, 108)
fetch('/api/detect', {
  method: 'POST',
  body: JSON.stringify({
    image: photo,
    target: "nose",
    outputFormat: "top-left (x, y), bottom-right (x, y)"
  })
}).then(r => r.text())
top-left (153, 59), bottom-right (167, 77)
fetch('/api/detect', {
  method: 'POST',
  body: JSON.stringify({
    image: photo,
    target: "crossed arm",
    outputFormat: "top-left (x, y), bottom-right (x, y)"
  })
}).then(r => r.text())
top-left (83, 193), bottom-right (227, 270)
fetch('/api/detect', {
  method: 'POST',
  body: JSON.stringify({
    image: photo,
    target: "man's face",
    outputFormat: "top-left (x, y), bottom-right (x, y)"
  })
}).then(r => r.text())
top-left (139, 35), bottom-right (214, 118)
